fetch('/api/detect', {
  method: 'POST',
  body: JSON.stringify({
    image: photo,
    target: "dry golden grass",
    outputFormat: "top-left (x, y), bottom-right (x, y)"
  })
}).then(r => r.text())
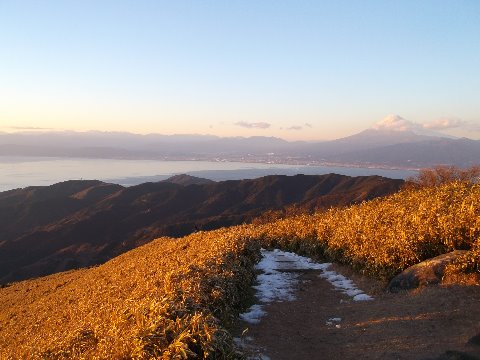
top-left (0, 229), bottom-right (260, 359)
top-left (251, 181), bottom-right (480, 279)
top-left (1, 180), bottom-right (480, 358)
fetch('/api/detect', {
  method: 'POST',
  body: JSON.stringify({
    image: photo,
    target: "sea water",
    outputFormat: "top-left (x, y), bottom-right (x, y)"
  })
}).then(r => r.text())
top-left (0, 156), bottom-right (415, 192)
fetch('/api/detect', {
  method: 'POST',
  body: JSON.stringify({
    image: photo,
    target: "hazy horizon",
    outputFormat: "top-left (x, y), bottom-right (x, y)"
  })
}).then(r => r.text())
top-left (1, 1), bottom-right (480, 140)
top-left (0, 113), bottom-right (476, 142)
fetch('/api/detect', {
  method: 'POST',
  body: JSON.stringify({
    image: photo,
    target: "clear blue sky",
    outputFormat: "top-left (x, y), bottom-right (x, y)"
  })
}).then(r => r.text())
top-left (1, 0), bottom-right (479, 140)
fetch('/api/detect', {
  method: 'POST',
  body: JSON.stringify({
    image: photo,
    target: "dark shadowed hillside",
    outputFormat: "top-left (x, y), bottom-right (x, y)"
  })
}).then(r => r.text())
top-left (161, 174), bottom-right (215, 186)
top-left (0, 174), bottom-right (403, 284)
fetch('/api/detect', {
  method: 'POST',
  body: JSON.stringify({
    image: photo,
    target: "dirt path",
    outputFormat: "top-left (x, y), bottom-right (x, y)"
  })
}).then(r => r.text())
top-left (234, 264), bottom-right (480, 360)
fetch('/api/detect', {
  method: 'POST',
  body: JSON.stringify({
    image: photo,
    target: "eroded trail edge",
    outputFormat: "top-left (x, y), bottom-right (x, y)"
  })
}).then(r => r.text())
top-left (234, 249), bottom-right (480, 360)
top-left (235, 249), bottom-right (373, 358)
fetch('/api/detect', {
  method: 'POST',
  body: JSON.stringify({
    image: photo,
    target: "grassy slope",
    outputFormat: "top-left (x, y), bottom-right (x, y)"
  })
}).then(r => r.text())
top-left (259, 181), bottom-right (480, 279)
top-left (1, 181), bottom-right (480, 359)
top-left (0, 230), bottom-right (260, 359)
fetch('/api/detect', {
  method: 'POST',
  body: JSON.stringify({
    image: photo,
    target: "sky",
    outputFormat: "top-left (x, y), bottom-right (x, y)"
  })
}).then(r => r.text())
top-left (1, 0), bottom-right (479, 141)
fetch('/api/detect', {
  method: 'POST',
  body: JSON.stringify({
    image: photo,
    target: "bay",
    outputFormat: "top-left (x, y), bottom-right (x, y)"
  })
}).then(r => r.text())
top-left (0, 156), bottom-right (415, 192)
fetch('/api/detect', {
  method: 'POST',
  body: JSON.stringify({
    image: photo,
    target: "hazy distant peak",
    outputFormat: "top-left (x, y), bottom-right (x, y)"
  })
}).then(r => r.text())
top-left (371, 114), bottom-right (458, 139)
top-left (357, 128), bottom-right (417, 137)
top-left (333, 128), bottom-right (429, 148)
top-left (372, 115), bottom-right (418, 132)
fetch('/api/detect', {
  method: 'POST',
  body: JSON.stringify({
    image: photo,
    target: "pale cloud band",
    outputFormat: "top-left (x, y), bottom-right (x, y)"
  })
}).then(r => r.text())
top-left (6, 126), bottom-right (55, 131)
top-left (423, 118), bottom-right (465, 130)
top-left (373, 114), bottom-right (468, 132)
top-left (286, 123), bottom-right (314, 131)
top-left (234, 121), bottom-right (271, 129)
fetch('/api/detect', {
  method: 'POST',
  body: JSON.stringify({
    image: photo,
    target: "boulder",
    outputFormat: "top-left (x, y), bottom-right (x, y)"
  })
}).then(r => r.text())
top-left (388, 250), bottom-right (467, 292)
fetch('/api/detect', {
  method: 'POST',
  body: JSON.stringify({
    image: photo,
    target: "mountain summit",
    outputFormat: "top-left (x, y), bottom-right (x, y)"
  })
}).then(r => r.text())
top-left (372, 114), bottom-right (458, 138)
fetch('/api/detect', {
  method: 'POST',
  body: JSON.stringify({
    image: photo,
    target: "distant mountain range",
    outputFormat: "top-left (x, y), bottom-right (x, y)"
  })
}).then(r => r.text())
top-left (1, 128), bottom-right (478, 168)
top-left (314, 129), bottom-right (480, 168)
top-left (0, 174), bottom-right (403, 284)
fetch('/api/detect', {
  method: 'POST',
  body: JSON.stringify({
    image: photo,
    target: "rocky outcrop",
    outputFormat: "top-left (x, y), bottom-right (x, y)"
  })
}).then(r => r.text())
top-left (388, 250), bottom-right (468, 292)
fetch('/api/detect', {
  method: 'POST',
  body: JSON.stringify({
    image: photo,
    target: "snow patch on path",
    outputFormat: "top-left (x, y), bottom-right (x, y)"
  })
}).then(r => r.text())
top-left (239, 249), bottom-right (373, 325)
top-left (320, 269), bottom-right (374, 301)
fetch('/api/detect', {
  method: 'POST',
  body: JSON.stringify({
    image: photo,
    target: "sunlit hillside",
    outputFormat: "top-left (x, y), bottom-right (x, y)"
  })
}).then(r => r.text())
top-left (1, 181), bottom-right (480, 359)
top-left (258, 181), bottom-right (480, 279)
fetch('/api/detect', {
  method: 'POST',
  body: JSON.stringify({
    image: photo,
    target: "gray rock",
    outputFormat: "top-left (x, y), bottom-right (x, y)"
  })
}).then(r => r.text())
top-left (388, 250), bottom-right (468, 292)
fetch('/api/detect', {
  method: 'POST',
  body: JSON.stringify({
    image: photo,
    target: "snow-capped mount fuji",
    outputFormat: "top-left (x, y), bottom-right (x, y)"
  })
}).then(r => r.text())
top-left (302, 115), bottom-right (476, 167)
top-left (302, 124), bottom-right (445, 160)
top-left (370, 114), bottom-right (459, 139)
top-left (330, 128), bottom-right (437, 149)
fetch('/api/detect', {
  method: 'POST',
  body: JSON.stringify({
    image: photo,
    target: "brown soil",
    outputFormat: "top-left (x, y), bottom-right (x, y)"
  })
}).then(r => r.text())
top-left (234, 264), bottom-right (480, 360)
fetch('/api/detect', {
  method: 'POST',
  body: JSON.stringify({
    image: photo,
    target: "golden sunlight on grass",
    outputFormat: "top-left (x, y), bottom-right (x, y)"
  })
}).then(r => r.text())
top-left (1, 180), bottom-right (480, 358)
top-left (0, 231), bottom-right (261, 359)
